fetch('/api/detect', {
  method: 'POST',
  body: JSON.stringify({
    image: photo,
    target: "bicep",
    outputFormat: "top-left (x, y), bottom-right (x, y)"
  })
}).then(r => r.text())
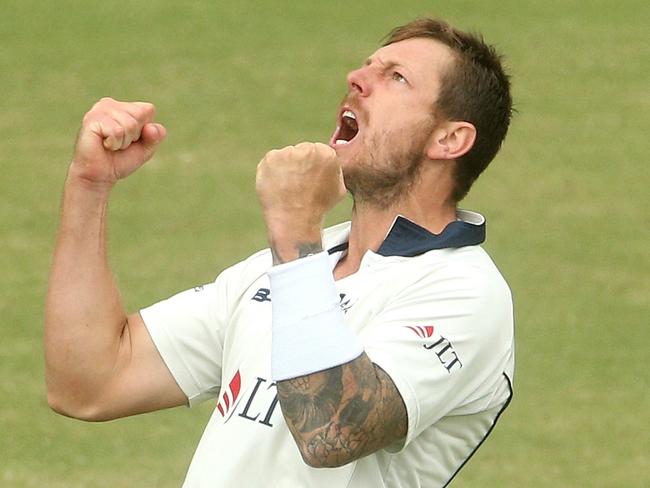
top-left (91, 312), bottom-right (187, 420)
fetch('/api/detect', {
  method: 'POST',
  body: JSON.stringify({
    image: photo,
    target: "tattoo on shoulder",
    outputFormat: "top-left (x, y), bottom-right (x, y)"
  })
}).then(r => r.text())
top-left (276, 355), bottom-right (407, 467)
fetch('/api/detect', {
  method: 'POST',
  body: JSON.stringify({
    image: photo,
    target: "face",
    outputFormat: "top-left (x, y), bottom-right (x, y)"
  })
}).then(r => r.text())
top-left (329, 38), bottom-right (455, 207)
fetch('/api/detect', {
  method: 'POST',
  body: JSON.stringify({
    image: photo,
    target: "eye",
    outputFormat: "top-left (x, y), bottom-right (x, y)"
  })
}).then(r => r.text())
top-left (391, 71), bottom-right (408, 84)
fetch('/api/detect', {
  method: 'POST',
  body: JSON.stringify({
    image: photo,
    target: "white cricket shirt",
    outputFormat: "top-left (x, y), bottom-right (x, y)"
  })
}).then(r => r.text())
top-left (141, 209), bottom-right (515, 487)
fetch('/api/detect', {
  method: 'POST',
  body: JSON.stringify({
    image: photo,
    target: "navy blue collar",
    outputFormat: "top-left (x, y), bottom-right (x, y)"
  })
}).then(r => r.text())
top-left (327, 210), bottom-right (486, 258)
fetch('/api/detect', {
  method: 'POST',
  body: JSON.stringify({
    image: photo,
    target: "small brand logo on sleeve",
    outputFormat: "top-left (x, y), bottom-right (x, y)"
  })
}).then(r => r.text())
top-left (404, 325), bottom-right (463, 373)
top-left (339, 293), bottom-right (354, 313)
top-left (405, 325), bottom-right (435, 338)
top-left (251, 288), bottom-right (271, 302)
top-left (216, 370), bottom-right (242, 417)
top-left (217, 373), bottom-right (282, 428)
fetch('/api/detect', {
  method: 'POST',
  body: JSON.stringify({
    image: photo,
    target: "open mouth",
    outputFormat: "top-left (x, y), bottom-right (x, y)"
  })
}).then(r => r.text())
top-left (331, 109), bottom-right (359, 146)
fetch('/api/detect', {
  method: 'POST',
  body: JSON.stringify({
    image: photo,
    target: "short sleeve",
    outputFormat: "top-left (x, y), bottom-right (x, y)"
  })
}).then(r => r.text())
top-left (360, 261), bottom-right (514, 448)
top-left (140, 266), bottom-right (237, 407)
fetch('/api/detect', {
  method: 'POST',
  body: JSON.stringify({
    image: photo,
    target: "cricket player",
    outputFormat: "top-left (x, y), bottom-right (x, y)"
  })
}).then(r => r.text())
top-left (45, 17), bottom-right (515, 487)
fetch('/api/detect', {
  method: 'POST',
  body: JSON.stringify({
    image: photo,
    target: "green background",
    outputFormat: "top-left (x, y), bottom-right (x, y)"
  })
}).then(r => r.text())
top-left (1, 0), bottom-right (648, 486)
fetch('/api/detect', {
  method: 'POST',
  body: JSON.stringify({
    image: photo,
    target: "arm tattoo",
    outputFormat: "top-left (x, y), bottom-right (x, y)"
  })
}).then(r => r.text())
top-left (271, 240), bottom-right (322, 265)
top-left (277, 354), bottom-right (407, 467)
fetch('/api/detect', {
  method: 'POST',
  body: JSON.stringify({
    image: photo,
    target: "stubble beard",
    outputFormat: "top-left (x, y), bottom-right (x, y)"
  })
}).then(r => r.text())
top-left (343, 121), bottom-right (434, 210)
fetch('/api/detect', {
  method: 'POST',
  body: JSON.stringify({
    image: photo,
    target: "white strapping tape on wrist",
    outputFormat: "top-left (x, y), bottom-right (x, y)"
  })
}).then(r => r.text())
top-left (268, 251), bottom-right (364, 381)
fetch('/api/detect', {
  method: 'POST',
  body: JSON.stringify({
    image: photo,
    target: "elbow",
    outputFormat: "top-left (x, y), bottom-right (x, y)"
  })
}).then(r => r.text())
top-left (46, 383), bottom-right (112, 422)
top-left (45, 359), bottom-right (118, 422)
top-left (46, 390), bottom-right (78, 419)
top-left (298, 448), bottom-right (324, 469)
top-left (294, 437), bottom-right (356, 469)
top-left (297, 449), bottom-right (328, 469)
top-left (301, 457), bottom-right (339, 470)
top-left (299, 451), bottom-right (354, 469)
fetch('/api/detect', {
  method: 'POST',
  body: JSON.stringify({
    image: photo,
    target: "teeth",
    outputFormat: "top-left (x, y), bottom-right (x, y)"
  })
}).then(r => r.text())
top-left (342, 110), bottom-right (356, 120)
top-left (336, 139), bottom-right (350, 145)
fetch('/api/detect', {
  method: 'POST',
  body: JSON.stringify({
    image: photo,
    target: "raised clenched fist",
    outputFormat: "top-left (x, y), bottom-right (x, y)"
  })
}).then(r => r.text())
top-left (256, 142), bottom-right (347, 226)
top-left (256, 142), bottom-right (347, 262)
top-left (69, 97), bottom-right (167, 188)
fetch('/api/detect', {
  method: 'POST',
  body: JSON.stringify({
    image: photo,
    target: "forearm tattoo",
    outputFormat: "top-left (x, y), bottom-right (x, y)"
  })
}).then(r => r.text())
top-left (271, 240), bottom-right (323, 265)
top-left (277, 354), bottom-right (407, 467)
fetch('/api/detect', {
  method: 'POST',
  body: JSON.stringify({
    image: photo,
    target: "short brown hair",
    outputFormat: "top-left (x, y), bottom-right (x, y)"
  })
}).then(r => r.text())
top-left (384, 18), bottom-right (513, 202)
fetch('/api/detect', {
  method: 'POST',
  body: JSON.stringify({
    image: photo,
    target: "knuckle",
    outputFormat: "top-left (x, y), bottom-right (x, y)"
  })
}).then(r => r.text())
top-left (134, 102), bottom-right (153, 120)
top-left (82, 112), bottom-right (94, 125)
top-left (129, 104), bottom-right (144, 120)
top-left (276, 146), bottom-right (293, 160)
top-left (295, 143), bottom-right (313, 158)
top-left (142, 102), bottom-right (155, 114)
top-left (258, 154), bottom-right (271, 167)
top-left (96, 97), bottom-right (114, 108)
top-left (124, 117), bottom-right (139, 134)
top-left (315, 142), bottom-right (331, 153)
top-left (89, 98), bottom-right (113, 117)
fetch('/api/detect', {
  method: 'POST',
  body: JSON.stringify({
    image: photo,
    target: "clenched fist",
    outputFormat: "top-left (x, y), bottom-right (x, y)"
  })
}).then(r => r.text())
top-left (256, 142), bottom-right (347, 263)
top-left (69, 97), bottom-right (167, 189)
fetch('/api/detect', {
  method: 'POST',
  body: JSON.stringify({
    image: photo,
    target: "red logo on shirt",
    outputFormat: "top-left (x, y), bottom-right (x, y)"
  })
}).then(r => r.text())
top-left (404, 325), bottom-right (463, 373)
top-left (216, 370), bottom-right (241, 417)
top-left (405, 325), bottom-right (435, 338)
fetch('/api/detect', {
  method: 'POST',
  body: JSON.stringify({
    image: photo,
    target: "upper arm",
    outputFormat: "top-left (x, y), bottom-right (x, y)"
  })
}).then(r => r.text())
top-left (84, 312), bottom-right (187, 421)
top-left (276, 352), bottom-right (407, 468)
top-left (89, 269), bottom-right (236, 420)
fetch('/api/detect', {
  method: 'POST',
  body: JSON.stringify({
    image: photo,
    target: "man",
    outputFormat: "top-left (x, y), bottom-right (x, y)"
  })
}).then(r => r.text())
top-left (45, 17), bottom-right (514, 487)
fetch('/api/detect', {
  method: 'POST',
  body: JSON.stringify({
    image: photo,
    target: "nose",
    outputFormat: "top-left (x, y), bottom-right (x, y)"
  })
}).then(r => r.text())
top-left (346, 66), bottom-right (373, 97)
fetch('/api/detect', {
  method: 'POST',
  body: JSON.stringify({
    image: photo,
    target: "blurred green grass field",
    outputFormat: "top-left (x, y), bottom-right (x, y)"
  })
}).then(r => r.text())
top-left (1, 0), bottom-right (648, 486)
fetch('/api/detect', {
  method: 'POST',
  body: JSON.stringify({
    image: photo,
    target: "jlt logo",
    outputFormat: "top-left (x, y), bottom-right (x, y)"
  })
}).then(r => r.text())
top-left (237, 377), bottom-right (280, 427)
top-left (216, 370), bottom-right (241, 417)
top-left (217, 373), bottom-right (280, 428)
top-left (424, 336), bottom-right (463, 373)
top-left (405, 325), bottom-right (463, 373)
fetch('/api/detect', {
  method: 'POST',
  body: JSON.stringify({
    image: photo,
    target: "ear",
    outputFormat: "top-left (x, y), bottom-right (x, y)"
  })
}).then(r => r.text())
top-left (426, 121), bottom-right (477, 161)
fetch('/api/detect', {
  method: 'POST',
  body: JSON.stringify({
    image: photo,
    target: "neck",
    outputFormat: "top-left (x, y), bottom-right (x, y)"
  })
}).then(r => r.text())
top-left (333, 192), bottom-right (457, 280)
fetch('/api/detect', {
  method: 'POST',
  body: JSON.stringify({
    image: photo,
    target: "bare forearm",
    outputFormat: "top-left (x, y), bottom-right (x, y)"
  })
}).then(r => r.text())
top-left (276, 354), bottom-right (407, 468)
top-left (45, 175), bottom-right (126, 411)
